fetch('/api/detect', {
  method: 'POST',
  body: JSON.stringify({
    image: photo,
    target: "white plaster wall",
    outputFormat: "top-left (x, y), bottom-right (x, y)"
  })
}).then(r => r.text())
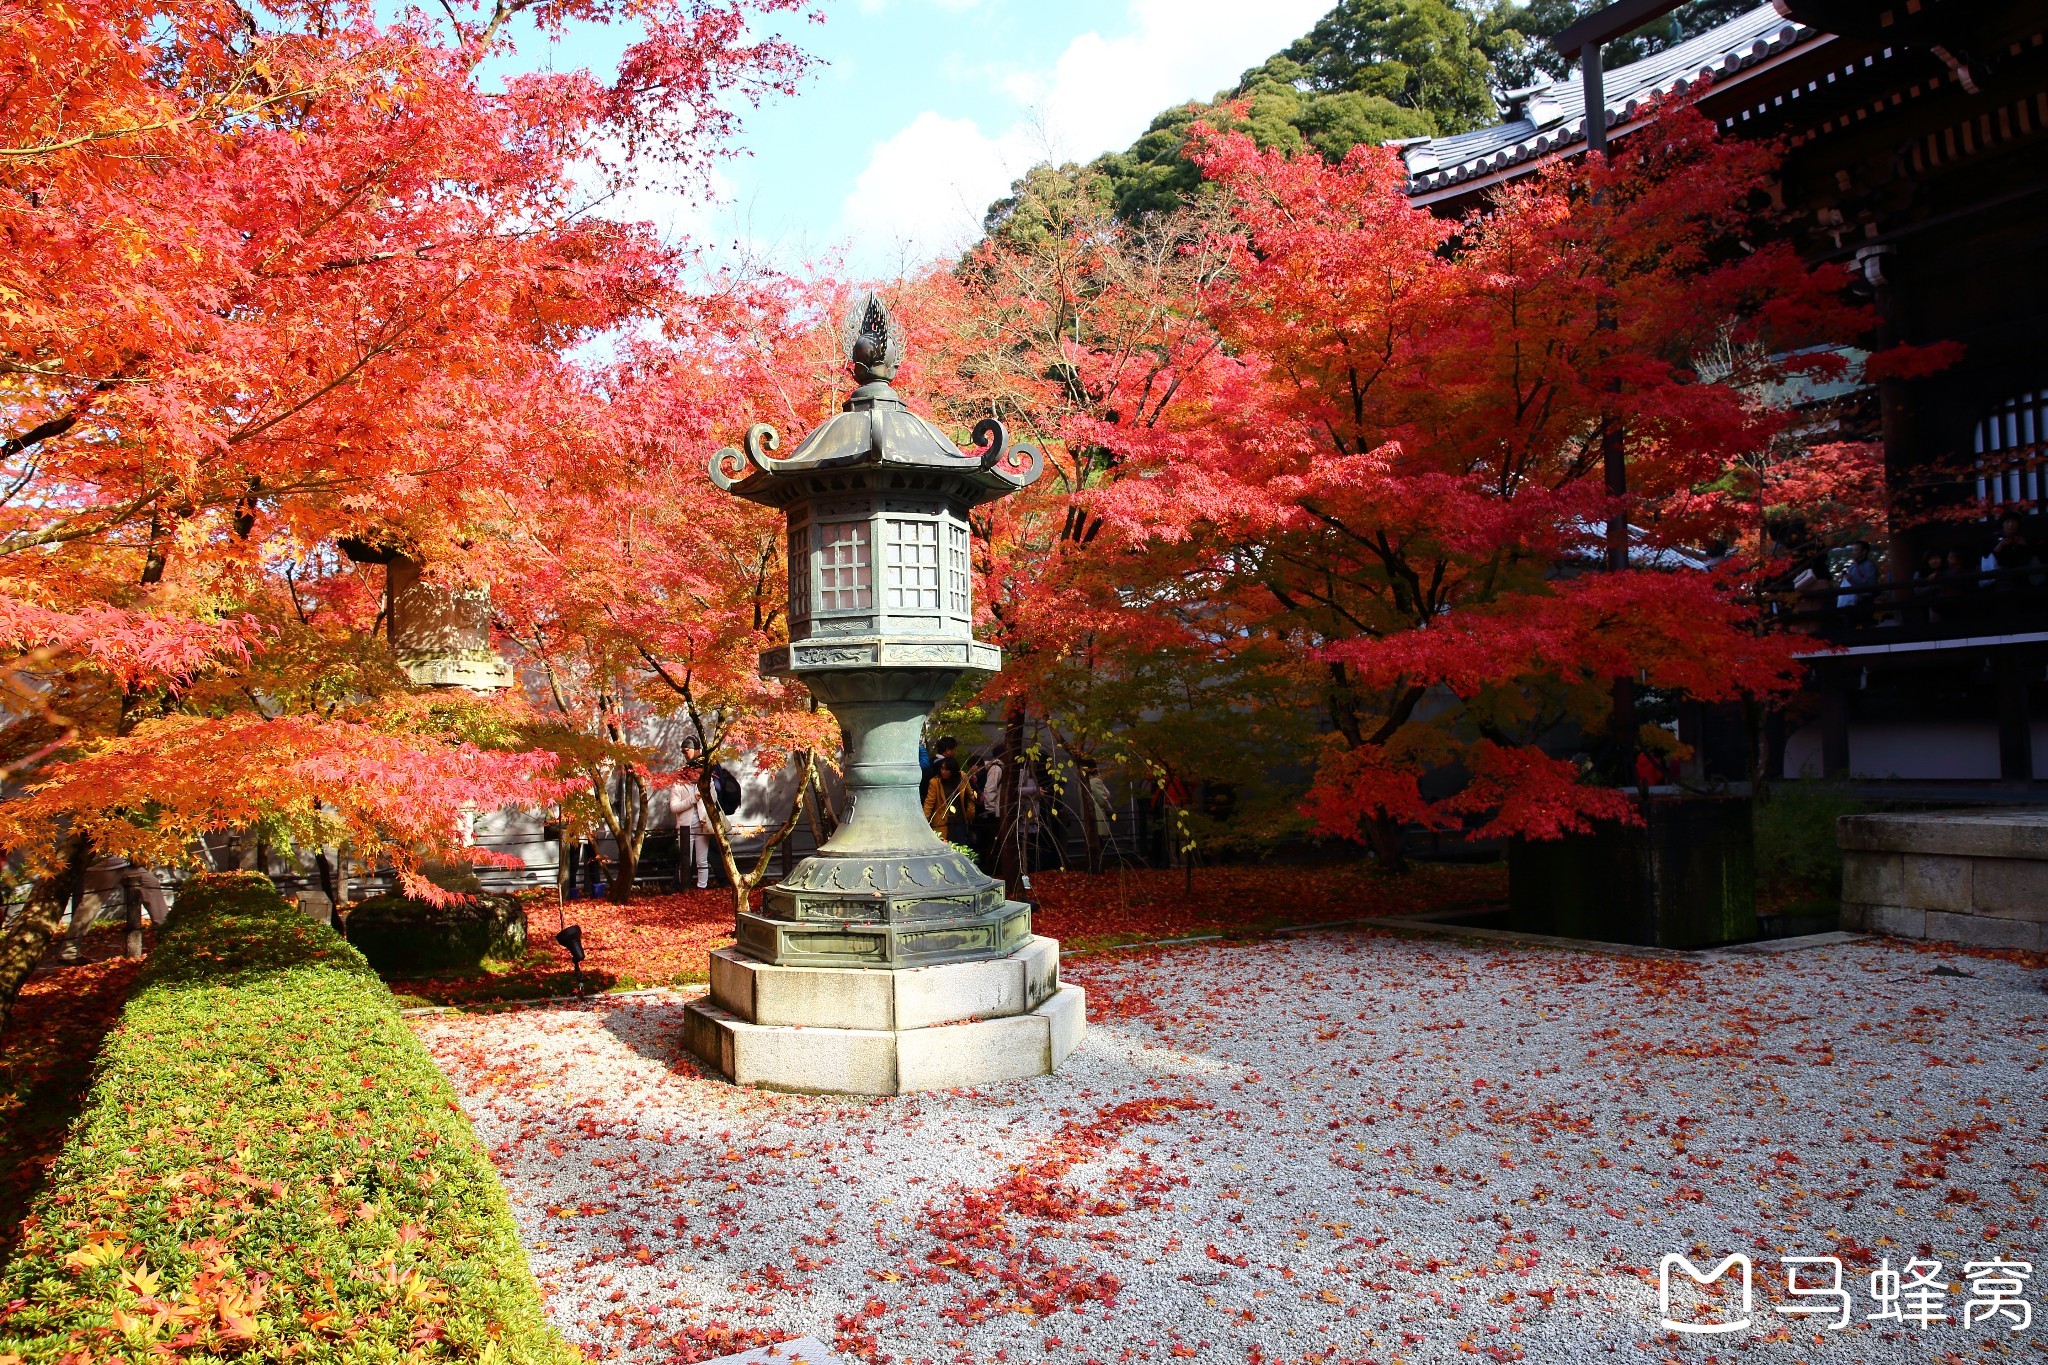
top-left (1783, 721), bottom-right (2003, 781)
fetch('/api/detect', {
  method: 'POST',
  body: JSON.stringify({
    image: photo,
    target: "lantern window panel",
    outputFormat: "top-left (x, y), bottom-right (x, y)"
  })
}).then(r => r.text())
top-left (787, 523), bottom-right (810, 625)
top-left (884, 517), bottom-right (942, 611)
top-left (946, 522), bottom-right (970, 615)
top-left (816, 520), bottom-right (872, 611)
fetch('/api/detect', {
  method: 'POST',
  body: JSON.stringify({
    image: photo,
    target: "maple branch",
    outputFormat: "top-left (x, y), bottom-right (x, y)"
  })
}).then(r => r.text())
top-left (0, 83), bottom-right (328, 158)
top-left (224, 330), bottom-right (407, 447)
top-left (0, 412), bottom-right (73, 462)
top-left (0, 482), bottom-right (171, 558)
top-left (0, 454), bottom-right (40, 510)
top-left (1367, 685), bottom-right (1428, 747)
top-left (633, 643), bottom-right (699, 711)
top-left (284, 562), bottom-right (311, 626)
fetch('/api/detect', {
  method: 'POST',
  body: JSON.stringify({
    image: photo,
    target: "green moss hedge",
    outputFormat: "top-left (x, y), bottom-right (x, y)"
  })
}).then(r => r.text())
top-left (0, 872), bottom-right (579, 1364)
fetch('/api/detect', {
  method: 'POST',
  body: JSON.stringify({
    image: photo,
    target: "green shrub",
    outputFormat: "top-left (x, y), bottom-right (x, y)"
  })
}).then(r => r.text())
top-left (346, 889), bottom-right (527, 977)
top-left (1755, 781), bottom-right (1866, 917)
top-left (0, 871), bottom-right (579, 1364)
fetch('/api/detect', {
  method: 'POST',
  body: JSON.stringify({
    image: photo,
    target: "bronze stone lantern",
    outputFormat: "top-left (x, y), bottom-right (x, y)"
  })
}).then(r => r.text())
top-left (707, 294), bottom-right (1043, 969)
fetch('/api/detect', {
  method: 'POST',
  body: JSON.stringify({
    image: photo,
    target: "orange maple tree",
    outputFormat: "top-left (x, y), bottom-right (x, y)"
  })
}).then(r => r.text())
top-left (482, 285), bottom-right (844, 907)
top-left (0, 0), bottom-right (812, 1019)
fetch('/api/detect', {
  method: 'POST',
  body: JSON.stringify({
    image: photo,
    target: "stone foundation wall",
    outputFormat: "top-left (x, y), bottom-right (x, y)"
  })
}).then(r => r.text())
top-left (1838, 809), bottom-right (2048, 949)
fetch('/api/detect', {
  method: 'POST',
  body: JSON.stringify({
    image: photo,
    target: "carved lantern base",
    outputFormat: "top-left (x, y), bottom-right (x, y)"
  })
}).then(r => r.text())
top-left (737, 666), bottom-right (1028, 969)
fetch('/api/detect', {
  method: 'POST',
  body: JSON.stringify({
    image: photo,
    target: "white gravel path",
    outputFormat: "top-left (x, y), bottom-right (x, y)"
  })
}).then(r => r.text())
top-left (413, 930), bottom-right (2048, 1364)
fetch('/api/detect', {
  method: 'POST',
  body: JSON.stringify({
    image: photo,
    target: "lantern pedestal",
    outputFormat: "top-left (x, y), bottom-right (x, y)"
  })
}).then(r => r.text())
top-left (685, 666), bottom-right (1088, 1094)
top-left (682, 937), bottom-right (1084, 1095)
top-left (737, 666), bottom-right (1031, 969)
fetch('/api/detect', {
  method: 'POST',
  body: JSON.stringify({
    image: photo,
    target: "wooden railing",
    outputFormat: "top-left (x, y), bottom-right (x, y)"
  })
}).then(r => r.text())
top-left (1772, 563), bottom-right (2048, 647)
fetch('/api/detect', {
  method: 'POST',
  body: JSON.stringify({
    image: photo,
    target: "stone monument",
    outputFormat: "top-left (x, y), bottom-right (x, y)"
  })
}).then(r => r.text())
top-left (682, 293), bottom-right (1085, 1095)
top-left (336, 536), bottom-right (513, 690)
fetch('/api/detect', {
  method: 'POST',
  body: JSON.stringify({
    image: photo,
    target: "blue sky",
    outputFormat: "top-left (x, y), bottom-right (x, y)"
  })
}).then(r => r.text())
top-left (486, 0), bottom-right (1334, 275)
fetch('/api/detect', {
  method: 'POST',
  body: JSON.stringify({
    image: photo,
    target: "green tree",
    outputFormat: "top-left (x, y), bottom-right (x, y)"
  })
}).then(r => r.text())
top-left (1285, 0), bottom-right (1498, 131)
top-left (1476, 0), bottom-right (1757, 93)
top-left (1074, 0), bottom-right (1489, 224)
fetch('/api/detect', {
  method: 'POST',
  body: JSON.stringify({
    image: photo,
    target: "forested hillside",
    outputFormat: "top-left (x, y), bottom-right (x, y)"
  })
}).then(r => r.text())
top-left (984, 0), bottom-right (1752, 234)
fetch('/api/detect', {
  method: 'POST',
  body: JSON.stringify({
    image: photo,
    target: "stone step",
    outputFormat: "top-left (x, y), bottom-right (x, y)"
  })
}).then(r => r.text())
top-left (684, 982), bottom-right (1085, 1096)
top-left (698, 1338), bottom-right (846, 1365)
top-left (710, 935), bottom-right (1059, 1030)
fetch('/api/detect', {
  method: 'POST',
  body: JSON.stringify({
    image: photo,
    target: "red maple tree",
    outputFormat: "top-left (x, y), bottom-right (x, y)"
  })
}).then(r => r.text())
top-left (1031, 105), bottom-right (1878, 864)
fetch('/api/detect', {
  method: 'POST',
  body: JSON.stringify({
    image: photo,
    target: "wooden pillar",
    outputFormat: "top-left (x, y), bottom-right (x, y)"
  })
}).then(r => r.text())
top-left (1996, 654), bottom-right (2034, 783)
top-left (1580, 42), bottom-right (1607, 156)
top-left (1857, 245), bottom-right (1916, 582)
top-left (1820, 669), bottom-right (1852, 779)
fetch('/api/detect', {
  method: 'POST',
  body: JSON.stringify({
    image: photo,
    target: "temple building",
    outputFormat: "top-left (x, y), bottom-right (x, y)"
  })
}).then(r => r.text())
top-left (1399, 0), bottom-right (2048, 792)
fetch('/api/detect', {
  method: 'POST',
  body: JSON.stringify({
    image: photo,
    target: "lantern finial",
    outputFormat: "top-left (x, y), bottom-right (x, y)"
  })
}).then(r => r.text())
top-left (840, 291), bottom-right (905, 384)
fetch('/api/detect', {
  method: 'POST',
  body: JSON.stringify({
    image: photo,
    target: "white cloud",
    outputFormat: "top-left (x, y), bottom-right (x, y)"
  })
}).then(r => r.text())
top-left (837, 0), bottom-right (1329, 262)
top-left (837, 111), bottom-right (1018, 266)
top-left (1036, 0), bottom-right (1331, 153)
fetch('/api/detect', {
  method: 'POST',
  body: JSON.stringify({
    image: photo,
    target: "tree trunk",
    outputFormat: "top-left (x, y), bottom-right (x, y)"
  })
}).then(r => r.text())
top-left (606, 841), bottom-right (637, 903)
top-left (704, 762), bottom-right (809, 921)
top-left (122, 873), bottom-right (145, 960)
top-left (590, 766), bottom-right (647, 905)
top-left (314, 848), bottom-right (338, 908)
top-left (805, 761), bottom-right (838, 844)
top-left (0, 836), bottom-right (92, 1034)
top-left (1364, 812), bottom-right (1408, 874)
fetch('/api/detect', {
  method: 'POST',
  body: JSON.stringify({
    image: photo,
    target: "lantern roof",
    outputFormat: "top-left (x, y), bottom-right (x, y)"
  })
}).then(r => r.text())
top-left (709, 292), bottom-right (1044, 508)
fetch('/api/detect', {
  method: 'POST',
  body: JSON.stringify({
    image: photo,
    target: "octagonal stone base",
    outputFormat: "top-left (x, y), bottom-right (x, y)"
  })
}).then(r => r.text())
top-left (682, 935), bottom-right (1085, 1095)
top-left (735, 894), bottom-right (1030, 970)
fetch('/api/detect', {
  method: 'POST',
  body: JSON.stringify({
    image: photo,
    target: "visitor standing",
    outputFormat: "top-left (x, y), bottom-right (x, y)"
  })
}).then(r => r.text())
top-left (924, 753), bottom-right (973, 844)
top-left (931, 735), bottom-right (959, 771)
top-left (1835, 539), bottom-right (1879, 609)
top-left (1992, 515), bottom-right (2037, 585)
top-left (1081, 759), bottom-right (1114, 846)
top-left (975, 742), bottom-right (1008, 874)
top-left (671, 748), bottom-right (711, 891)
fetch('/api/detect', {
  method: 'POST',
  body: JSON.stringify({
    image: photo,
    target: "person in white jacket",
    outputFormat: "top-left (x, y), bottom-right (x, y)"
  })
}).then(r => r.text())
top-left (670, 772), bottom-right (711, 890)
top-left (979, 744), bottom-right (1007, 817)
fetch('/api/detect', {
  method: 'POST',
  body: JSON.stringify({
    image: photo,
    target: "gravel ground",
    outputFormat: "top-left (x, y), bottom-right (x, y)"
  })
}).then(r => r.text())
top-left (413, 930), bottom-right (2048, 1364)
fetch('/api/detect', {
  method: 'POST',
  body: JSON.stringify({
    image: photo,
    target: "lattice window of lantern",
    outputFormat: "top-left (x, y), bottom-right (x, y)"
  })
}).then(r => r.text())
top-left (946, 522), bottom-right (970, 615)
top-left (884, 518), bottom-right (941, 610)
top-left (1974, 389), bottom-right (2046, 513)
top-left (787, 523), bottom-right (810, 625)
top-left (817, 521), bottom-right (871, 611)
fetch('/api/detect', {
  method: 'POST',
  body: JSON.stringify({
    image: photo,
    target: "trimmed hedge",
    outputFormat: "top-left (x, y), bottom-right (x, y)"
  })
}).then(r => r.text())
top-left (0, 872), bottom-right (579, 1363)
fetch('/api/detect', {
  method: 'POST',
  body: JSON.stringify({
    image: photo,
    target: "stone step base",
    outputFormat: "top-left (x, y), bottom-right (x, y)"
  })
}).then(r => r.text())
top-left (684, 983), bottom-right (1086, 1096)
top-left (711, 936), bottom-right (1059, 1030)
top-left (698, 1338), bottom-right (845, 1365)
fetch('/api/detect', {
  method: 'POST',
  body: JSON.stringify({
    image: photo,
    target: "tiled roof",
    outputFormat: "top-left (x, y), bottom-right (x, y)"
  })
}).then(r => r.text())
top-left (1403, 4), bottom-right (1817, 198)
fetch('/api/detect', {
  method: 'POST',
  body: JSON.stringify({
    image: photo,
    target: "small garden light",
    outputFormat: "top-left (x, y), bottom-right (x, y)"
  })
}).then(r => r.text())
top-left (554, 923), bottom-right (586, 994)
